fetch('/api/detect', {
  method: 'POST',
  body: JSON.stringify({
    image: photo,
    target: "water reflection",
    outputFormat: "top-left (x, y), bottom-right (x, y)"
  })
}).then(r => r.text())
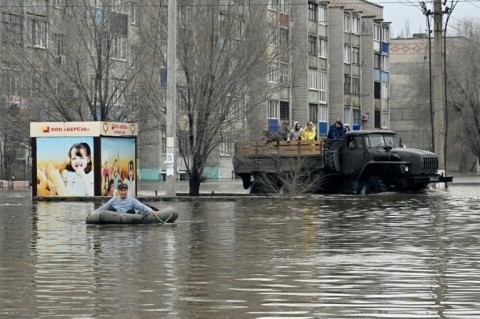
top-left (0, 185), bottom-right (479, 318)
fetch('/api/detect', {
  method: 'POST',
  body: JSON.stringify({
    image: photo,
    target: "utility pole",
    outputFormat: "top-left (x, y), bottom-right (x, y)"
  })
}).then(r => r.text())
top-left (165, 0), bottom-right (177, 196)
top-left (433, 0), bottom-right (445, 172)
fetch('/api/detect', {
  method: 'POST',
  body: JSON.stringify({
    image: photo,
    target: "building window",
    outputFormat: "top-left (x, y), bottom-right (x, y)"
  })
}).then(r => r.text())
top-left (268, 0), bottom-right (285, 12)
top-left (28, 18), bottom-right (47, 48)
top-left (1, 12), bottom-right (22, 45)
top-left (131, 2), bottom-right (138, 25)
top-left (352, 77), bottom-right (360, 95)
top-left (235, 18), bottom-right (245, 39)
top-left (54, 33), bottom-right (66, 63)
top-left (112, 0), bottom-right (126, 13)
top-left (344, 75), bottom-right (351, 94)
top-left (112, 35), bottom-right (127, 60)
top-left (382, 81), bottom-right (389, 99)
top-left (280, 63), bottom-right (289, 85)
top-left (374, 53), bottom-right (381, 69)
top-left (352, 17), bottom-right (360, 34)
top-left (382, 26), bottom-right (390, 42)
top-left (382, 55), bottom-right (389, 70)
top-left (269, 25), bottom-right (278, 46)
top-left (1, 68), bottom-right (21, 96)
top-left (280, 101), bottom-right (289, 121)
top-left (308, 3), bottom-right (317, 22)
top-left (267, 63), bottom-right (278, 83)
top-left (352, 47), bottom-right (359, 65)
top-left (268, 0), bottom-right (278, 11)
top-left (319, 38), bottom-right (327, 58)
top-left (308, 35), bottom-right (317, 56)
top-left (344, 15), bottom-right (351, 33)
top-left (268, 100), bottom-right (278, 118)
top-left (279, 28), bottom-right (288, 49)
top-left (309, 104), bottom-right (318, 123)
top-left (319, 71), bottom-right (327, 103)
top-left (374, 81), bottom-right (381, 99)
top-left (318, 6), bottom-right (326, 25)
top-left (319, 105), bottom-right (328, 122)
top-left (179, 5), bottom-right (191, 28)
top-left (353, 108), bottom-right (361, 125)
top-left (279, 0), bottom-right (287, 13)
top-left (160, 0), bottom-right (168, 19)
top-left (308, 68), bottom-right (319, 90)
top-left (344, 107), bottom-right (351, 125)
top-left (160, 43), bottom-right (167, 64)
top-left (220, 139), bottom-right (234, 156)
top-left (54, 33), bottom-right (65, 55)
top-left (344, 45), bottom-right (350, 64)
top-left (374, 24), bottom-right (381, 41)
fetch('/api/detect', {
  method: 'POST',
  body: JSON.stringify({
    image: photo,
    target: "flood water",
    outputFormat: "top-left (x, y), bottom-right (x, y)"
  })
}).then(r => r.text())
top-left (1, 182), bottom-right (480, 318)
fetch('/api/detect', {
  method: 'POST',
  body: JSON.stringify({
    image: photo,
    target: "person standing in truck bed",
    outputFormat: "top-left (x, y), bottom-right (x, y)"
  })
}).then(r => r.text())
top-left (277, 121), bottom-right (290, 141)
top-left (301, 122), bottom-right (316, 141)
top-left (262, 129), bottom-right (282, 143)
top-left (287, 121), bottom-right (303, 142)
top-left (327, 120), bottom-right (346, 139)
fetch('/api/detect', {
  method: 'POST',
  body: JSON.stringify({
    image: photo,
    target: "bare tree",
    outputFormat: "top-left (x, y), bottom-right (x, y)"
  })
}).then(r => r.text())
top-left (249, 156), bottom-right (327, 195)
top-left (447, 23), bottom-right (480, 165)
top-left (3, 0), bottom-right (160, 122)
top-left (172, 0), bottom-right (290, 195)
top-left (0, 0), bottom-right (164, 179)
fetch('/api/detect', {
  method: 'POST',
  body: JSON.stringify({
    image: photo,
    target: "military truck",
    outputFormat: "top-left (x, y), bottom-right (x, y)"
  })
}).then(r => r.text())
top-left (233, 130), bottom-right (453, 195)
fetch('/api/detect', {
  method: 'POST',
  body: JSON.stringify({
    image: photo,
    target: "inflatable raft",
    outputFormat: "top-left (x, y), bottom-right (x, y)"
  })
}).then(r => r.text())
top-left (86, 208), bottom-right (178, 225)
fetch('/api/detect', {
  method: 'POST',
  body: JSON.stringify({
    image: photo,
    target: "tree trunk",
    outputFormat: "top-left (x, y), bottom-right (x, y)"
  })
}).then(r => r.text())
top-left (188, 169), bottom-right (202, 196)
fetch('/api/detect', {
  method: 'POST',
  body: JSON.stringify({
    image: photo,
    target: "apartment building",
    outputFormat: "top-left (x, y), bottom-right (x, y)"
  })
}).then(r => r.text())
top-left (390, 34), bottom-right (477, 172)
top-left (265, 0), bottom-right (391, 137)
top-left (0, 0), bottom-right (391, 182)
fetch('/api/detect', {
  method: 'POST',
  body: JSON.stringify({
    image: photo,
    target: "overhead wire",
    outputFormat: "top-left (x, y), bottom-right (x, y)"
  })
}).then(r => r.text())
top-left (1, 0), bottom-right (480, 8)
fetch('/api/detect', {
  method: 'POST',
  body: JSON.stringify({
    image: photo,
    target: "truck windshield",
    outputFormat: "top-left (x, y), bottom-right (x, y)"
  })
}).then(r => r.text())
top-left (366, 134), bottom-right (398, 147)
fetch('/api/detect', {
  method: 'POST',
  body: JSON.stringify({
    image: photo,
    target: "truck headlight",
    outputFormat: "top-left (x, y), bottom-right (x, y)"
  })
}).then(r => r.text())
top-left (404, 165), bottom-right (409, 173)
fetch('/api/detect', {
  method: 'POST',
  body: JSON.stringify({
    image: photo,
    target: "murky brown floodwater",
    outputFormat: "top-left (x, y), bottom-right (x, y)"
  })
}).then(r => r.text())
top-left (0, 183), bottom-right (479, 318)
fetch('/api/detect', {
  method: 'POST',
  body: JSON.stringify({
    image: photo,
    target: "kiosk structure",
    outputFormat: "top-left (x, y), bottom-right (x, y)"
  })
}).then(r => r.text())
top-left (31, 122), bottom-right (138, 197)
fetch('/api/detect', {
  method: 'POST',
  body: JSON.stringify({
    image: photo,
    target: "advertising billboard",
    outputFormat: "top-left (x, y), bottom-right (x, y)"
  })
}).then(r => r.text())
top-left (101, 137), bottom-right (136, 196)
top-left (31, 122), bottom-right (137, 197)
top-left (36, 137), bottom-right (94, 196)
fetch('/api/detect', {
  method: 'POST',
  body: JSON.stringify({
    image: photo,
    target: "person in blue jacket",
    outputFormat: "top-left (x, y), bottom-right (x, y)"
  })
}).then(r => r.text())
top-left (327, 119), bottom-right (346, 139)
top-left (95, 183), bottom-right (159, 217)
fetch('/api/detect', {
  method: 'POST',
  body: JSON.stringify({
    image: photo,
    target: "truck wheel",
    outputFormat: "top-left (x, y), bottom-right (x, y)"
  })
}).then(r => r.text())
top-left (361, 176), bottom-right (387, 195)
top-left (410, 183), bottom-right (429, 192)
top-left (250, 180), bottom-right (266, 194)
top-left (325, 151), bottom-right (341, 173)
top-left (239, 174), bottom-right (251, 189)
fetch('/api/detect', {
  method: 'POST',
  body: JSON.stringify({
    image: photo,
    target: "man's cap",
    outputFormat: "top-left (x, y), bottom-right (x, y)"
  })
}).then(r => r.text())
top-left (118, 183), bottom-right (128, 190)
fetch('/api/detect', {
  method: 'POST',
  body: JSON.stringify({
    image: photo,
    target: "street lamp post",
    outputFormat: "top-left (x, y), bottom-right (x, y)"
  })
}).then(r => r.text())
top-left (442, 1), bottom-right (456, 181)
top-left (420, 2), bottom-right (435, 152)
top-left (420, 0), bottom-right (457, 184)
top-left (165, 0), bottom-right (177, 196)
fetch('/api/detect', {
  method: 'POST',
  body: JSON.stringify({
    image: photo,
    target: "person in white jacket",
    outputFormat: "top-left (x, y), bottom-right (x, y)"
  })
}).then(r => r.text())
top-left (287, 121), bottom-right (303, 142)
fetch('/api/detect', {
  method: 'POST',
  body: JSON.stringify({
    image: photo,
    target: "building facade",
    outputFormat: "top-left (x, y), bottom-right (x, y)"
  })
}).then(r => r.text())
top-left (264, 0), bottom-right (391, 139)
top-left (390, 34), bottom-right (478, 172)
top-left (0, 0), bottom-right (392, 182)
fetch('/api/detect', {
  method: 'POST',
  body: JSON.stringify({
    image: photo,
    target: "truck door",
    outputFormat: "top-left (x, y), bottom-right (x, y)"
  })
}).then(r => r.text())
top-left (341, 136), bottom-right (366, 176)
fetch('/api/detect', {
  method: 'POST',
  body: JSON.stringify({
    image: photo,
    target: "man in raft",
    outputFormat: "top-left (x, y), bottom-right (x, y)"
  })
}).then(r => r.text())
top-left (95, 183), bottom-right (159, 217)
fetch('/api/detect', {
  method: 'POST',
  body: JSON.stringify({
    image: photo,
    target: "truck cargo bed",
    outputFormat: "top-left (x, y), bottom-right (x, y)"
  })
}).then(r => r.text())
top-left (234, 140), bottom-right (324, 174)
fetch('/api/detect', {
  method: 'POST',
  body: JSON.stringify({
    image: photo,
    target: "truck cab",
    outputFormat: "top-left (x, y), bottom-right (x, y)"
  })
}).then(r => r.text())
top-left (324, 130), bottom-right (453, 194)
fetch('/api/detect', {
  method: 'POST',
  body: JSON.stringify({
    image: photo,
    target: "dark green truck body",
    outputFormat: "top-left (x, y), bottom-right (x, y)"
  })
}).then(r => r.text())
top-left (233, 130), bottom-right (453, 194)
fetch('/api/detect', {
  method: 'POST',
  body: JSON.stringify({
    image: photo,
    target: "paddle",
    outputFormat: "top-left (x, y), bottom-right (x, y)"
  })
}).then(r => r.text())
top-left (146, 204), bottom-right (164, 224)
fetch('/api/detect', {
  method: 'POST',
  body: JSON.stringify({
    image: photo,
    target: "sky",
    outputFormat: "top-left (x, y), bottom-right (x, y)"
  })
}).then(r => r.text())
top-left (369, 0), bottom-right (480, 37)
